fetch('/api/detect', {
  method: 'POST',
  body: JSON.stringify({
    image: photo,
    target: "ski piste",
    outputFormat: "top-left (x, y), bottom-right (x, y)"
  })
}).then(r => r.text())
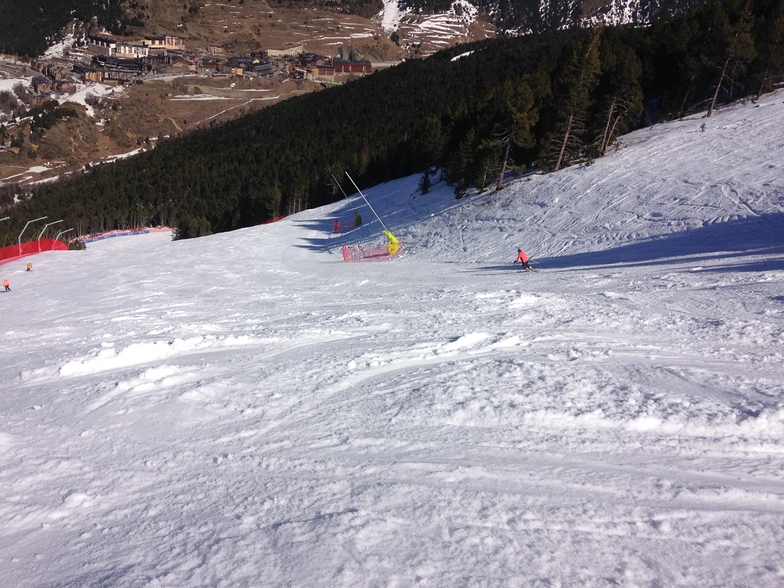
top-left (341, 242), bottom-right (404, 262)
top-left (339, 172), bottom-right (402, 263)
top-left (331, 174), bottom-right (365, 234)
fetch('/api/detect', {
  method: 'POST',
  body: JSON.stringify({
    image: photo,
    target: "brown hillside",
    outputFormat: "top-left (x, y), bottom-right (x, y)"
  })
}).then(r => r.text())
top-left (0, 0), bottom-right (495, 186)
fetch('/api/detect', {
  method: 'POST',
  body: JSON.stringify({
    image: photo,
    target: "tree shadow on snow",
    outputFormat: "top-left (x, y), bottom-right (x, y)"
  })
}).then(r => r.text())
top-left (292, 218), bottom-right (340, 235)
top-left (293, 213), bottom-right (383, 253)
top-left (534, 213), bottom-right (784, 273)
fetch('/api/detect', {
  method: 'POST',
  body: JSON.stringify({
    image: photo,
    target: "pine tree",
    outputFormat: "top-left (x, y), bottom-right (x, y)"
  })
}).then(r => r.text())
top-left (595, 36), bottom-right (644, 155)
top-left (547, 28), bottom-right (602, 172)
top-left (492, 78), bottom-right (538, 190)
top-left (754, 0), bottom-right (784, 99)
top-left (411, 115), bottom-right (447, 170)
top-left (707, 2), bottom-right (757, 116)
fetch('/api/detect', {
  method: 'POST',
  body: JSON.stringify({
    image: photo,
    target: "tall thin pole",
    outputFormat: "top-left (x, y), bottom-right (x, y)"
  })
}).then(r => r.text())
top-left (332, 174), bottom-right (349, 199)
top-left (37, 219), bottom-right (63, 240)
top-left (18, 216), bottom-right (46, 257)
top-left (345, 172), bottom-right (388, 233)
top-left (55, 228), bottom-right (74, 242)
top-left (334, 174), bottom-right (361, 217)
top-left (37, 219), bottom-right (63, 251)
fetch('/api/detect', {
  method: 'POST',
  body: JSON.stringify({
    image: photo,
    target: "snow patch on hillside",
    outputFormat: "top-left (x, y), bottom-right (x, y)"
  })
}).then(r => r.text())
top-left (43, 33), bottom-right (77, 59)
top-left (380, 0), bottom-right (405, 34)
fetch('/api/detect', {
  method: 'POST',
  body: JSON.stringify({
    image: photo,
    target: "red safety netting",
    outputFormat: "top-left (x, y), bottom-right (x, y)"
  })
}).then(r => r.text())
top-left (341, 244), bottom-right (403, 262)
top-left (333, 219), bottom-right (359, 234)
top-left (0, 239), bottom-right (69, 265)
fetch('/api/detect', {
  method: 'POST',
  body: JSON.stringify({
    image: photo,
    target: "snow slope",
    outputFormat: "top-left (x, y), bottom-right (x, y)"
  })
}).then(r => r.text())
top-left (1, 92), bottom-right (783, 587)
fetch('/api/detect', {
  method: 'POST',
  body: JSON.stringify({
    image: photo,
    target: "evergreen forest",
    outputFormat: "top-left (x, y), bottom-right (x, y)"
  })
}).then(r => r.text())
top-left (2, 0), bottom-right (783, 241)
top-left (0, 0), bottom-right (129, 57)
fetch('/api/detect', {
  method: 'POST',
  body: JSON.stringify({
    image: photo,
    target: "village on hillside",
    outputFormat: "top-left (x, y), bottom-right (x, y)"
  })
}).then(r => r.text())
top-left (0, 31), bottom-right (396, 168)
top-left (1, 32), bottom-right (377, 108)
top-left (77, 33), bottom-right (376, 83)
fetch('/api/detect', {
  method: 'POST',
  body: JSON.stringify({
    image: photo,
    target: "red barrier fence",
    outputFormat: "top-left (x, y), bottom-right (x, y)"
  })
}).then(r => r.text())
top-left (333, 219), bottom-right (359, 234)
top-left (0, 239), bottom-right (69, 265)
top-left (341, 244), bottom-right (403, 262)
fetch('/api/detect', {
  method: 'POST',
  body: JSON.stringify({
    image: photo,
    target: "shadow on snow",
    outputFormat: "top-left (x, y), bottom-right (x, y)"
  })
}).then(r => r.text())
top-left (289, 203), bottom-right (784, 274)
top-left (292, 214), bottom-right (385, 253)
top-left (533, 213), bottom-right (784, 273)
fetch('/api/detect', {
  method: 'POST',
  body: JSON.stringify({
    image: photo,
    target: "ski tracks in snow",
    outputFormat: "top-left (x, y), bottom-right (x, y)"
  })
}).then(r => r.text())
top-left (2, 95), bottom-right (784, 586)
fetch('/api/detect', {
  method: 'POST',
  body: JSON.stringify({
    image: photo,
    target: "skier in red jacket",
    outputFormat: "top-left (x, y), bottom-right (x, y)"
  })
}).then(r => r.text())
top-left (514, 249), bottom-right (533, 271)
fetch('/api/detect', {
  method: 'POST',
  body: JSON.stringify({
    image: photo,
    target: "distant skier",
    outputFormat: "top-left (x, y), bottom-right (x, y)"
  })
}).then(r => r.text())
top-left (3, 279), bottom-right (10, 291)
top-left (513, 249), bottom-right (533, 271)
top-left (334, 219), bottom-right (340, 233)
top-left (26, 262), bottom-right (32, 271)
top-left (354, 211), bottom-right (362, 227)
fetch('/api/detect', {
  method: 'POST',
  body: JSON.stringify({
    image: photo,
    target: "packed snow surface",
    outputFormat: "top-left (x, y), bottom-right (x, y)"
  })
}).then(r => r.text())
top-left (1, 92), bottom-right (783, 587)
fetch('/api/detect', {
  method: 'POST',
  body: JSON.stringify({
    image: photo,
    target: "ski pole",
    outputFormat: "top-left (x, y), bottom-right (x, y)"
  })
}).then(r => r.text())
top-left (345, 172), bottom-right (389, 233)
top-left (332, 174), bottom-right (350, 199)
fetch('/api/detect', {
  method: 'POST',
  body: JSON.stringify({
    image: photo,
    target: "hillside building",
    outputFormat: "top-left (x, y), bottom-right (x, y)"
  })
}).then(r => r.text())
top-left (333, 60), bottom-right (372, 74)
top-left (306, 58), bottom-right (372, 81)
top-left (267, 45), bottom-right (304, 58)
top-left (88, 35), bottom-right (117, 57)
top-left (143, 35), bottom-right (185, 52)
top-left (115, 43), bottom-right (150, 58)
top-left (88, 34), bottom-right (182, 58)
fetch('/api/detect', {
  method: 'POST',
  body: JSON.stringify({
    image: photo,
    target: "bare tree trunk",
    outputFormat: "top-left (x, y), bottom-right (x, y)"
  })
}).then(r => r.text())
top-left (756, 24), bottom-right (783, 100)
top-left (605, 114), bottom-right (623, 153)
top-left (554, 113), bottom-right (574, 172)
top-left (707, 57), bottom-right (730, 117)
top-left (756, 68), bottom-right (771, 101)
top-left (496, 135), bottom-right (512, 191)
top-left (599, 99), bottom-right (616, 155)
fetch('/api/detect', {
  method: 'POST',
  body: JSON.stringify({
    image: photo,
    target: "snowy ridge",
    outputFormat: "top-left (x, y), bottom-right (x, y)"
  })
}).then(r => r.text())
top-left (580, 0), bottom-right (646, 27)
top-left (0, 93), bottom-right (783, 585)
top-left (379, 0), bottom-right (491, 52)
top-left (380, 0), bottom-right (669, 39)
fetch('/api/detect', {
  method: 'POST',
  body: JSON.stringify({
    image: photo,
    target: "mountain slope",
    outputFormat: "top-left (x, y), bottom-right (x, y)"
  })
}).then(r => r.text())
top-left (0, 0), bottom-right (126, 57)
top-left (402, 95), bottom-right (784, 265)
top-left (0, 90), bottom-right (782, 586)
top-left (383, 0), bottom-right (707, 39)
top-left (8, 0), bottom-right (780, 244)
top-left (1, 0), bottom-right (708, 59)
